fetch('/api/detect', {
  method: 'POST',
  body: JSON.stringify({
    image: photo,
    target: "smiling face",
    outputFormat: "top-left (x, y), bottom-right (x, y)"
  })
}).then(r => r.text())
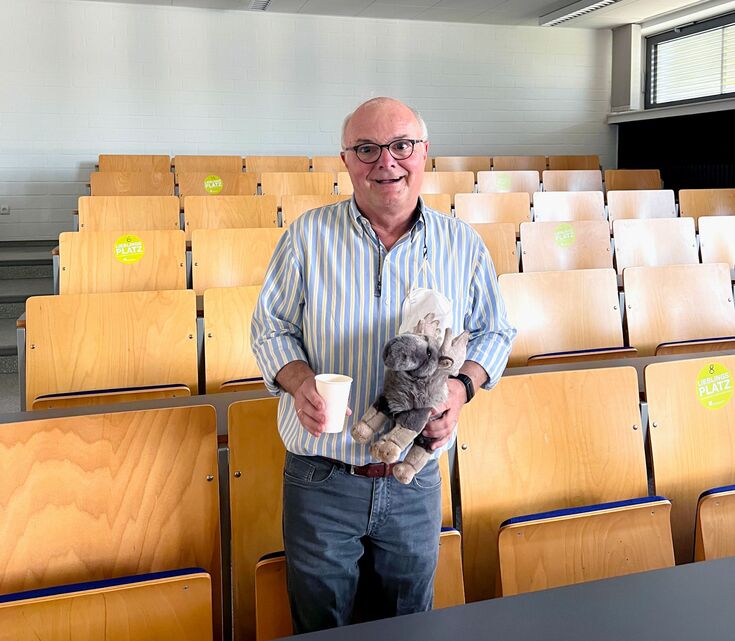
top-left (340, 98), bottom-right (428, 223)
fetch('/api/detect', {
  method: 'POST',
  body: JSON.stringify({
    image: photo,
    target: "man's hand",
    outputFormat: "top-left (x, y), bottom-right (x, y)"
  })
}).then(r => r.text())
top-left (421, 378), bottom-right (466, 450)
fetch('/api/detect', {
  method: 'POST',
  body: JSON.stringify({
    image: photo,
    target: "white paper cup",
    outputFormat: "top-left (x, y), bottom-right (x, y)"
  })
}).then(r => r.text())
top-left (314, 374), bottom-right (353, 433)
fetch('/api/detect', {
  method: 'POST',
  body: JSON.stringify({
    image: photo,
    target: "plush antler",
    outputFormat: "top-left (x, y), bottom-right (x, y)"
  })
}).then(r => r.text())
top-left (412, 312), bottom-right (441, 339)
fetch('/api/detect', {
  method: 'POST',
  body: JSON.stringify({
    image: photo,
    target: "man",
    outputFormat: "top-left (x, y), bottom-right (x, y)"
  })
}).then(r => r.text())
top-left (251, 97), bottom-right (515, 633)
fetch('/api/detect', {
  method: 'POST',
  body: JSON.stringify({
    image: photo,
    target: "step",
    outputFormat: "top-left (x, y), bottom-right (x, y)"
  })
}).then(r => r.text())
top-left (0, 242), bottom-right (55, 280)
top-left (0, 317), bottom-right (19, 374)
top-left (0, 373), bottom-right (20, 412)
top-left (0, 278), bottom-right (53, 304)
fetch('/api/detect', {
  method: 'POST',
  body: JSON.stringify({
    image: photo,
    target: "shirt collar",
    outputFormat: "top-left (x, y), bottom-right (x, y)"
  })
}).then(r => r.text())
top-left (348, 196), bottom-right (426, 241)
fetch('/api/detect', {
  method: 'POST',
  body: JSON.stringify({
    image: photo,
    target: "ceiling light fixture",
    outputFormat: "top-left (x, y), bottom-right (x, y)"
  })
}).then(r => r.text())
top-left (539, 0), bottom-right (619, 26)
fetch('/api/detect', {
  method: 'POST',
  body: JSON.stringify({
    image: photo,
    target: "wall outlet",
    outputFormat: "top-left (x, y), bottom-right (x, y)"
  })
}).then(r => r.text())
top-left (0, 205), bottom-right (9, 215)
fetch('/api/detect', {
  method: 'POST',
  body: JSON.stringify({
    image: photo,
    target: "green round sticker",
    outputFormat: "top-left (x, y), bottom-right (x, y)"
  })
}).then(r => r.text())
top-left (554, 223), bottom-right (576, 248)
top-left (696, 363), bottom-right (733, 410)
top-left (114, 234), bottom-right (145, 264)
top-left (495, 172), bottom-right (511, 191)
top-left (204, 174), bottom-right (223, 194)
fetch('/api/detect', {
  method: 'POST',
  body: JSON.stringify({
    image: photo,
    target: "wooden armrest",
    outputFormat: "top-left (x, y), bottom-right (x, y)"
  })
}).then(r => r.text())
top-left (527, 346), bottom-right (637, 366)
top-left (655, 337), bottom-right (735, 356)
top-left (31, 384), bottom-right (191, 410)
top-left (220, 378), bottom-right (265, 393)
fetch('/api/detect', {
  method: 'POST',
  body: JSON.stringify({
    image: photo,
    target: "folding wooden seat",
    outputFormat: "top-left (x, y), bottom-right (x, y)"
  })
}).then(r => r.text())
top-left (98, 154), bottom-right (171, 173)
top-left (310, 155), bottom-right (344, 175)
top-left (78, 196), bottom-right (181, 232)
top-left (458, 366), bottom-right (647, 601)
top-left (89, 171), bottom-right (174, 196)
top-left (624, 263), bottom-right (735, 357)
top-left (699, 216), bottom-right (735, 277)
top-left (498, 497), bottom-right (674, 596)
top-left (421, 172), bottom-right (475, 205)
top-left (471, 222), bottom-right (518, 276)
top-left (176, 172), bottom-right (258, 198)
top-left (434, 156), bottom-right (492, 174)
top-left (191, 228), bottom-right (285, 294)
top-left (520, 220), bottom-right (612, 272)
top-left (499, 269), bottom-right (632, 367)
top-left (695, 486), bottom-right (735, 561)
top-left (425, 156), bottom-right (434, 171)
top-left (607, 189), bottom-right (676, 223)
top-left (477, 171), bottom-right (540, 200)
top-left (547, 155), bottom-right (600, 170)
top-left (541, 169), bottom-right (603, 192)
top-left (679, 188), bottom-right (735, 229)
top-left (613, 217), bottom-right (698, 278)
top-left (58, 229), bottom-right (186, 294)
top-left (604, 169), bottom-right (662, 191)
top-left (25, 290), bottom-right (198, 409)
top-left (203, 286), bottom-right (263, 393)
top-left (184, 195), bottom-right (278, 240)
top-left (454, 192), bottom-right (531, 234)
top-left (173, 154), bottom-right (243, 174)
top-left (492, 155), bottom-right (547, 173)
top-left (0, 569), bottom-right (212, 641)
top-left (337, 171), bottom-right (353, 195)
top-left (533, 191), bottom-right (606, 222)
top-left (260, 172), bottom-right (334, 207)
top-left (421, 193), bottom-right (452, 215)
top-left (0, 406), bottom-right (220, 634)
top-left (646, 355), bottom-right (735, 563)
top-left (244, 156), bottom-right (310, 181)
top-left (281, 194), bottom-right (348, 225)
top-left (253, 530), bottom-right (465, 641)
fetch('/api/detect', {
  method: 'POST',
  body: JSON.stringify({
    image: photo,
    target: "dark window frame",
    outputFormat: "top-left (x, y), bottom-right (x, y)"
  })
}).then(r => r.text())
top-left (645, 11), bottom-right (735, 109)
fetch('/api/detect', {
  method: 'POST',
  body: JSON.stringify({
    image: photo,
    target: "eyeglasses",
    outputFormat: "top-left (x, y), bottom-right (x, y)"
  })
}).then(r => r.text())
top-left (343, 138), bottom-right (425, 164)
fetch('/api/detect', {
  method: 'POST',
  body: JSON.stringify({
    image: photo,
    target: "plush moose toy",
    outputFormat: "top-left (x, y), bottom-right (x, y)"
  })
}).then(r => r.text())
top-left (351, 313), bottom-right (469, 484)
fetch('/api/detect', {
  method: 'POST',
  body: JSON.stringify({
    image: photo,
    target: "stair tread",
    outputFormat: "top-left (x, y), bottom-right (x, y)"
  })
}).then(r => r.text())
top-left (0, 246), bottom-right (54, 265)
top-left (0, 318), bottom-right (17, 355)
top-left (0, 278), bottom-right (53, 301)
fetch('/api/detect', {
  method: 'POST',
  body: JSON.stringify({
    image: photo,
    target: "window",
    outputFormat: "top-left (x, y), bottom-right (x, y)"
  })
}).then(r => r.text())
top-left (646, 12), bottom-right (735, 108)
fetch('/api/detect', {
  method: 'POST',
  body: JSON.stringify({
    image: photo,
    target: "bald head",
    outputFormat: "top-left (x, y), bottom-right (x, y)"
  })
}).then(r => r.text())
top-left (341, 97), bottom-right (428, 149)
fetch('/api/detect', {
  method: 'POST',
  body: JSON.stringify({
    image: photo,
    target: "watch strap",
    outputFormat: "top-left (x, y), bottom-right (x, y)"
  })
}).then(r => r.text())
top-left (450, 373), bottom-right (475, 404)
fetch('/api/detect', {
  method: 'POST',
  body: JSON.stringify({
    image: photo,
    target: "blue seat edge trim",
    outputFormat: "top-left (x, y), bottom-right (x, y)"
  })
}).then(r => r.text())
top-left (500, 496), bottom-right (669, 529)
top-left (699, 484), bottom-right (735, 500)
top-left (0, 567), bottom-right (207, 604)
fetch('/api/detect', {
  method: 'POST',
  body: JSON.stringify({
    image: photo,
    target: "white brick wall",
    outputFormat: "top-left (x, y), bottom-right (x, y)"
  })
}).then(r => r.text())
top-left (0, 0), bottom-right (615, 240)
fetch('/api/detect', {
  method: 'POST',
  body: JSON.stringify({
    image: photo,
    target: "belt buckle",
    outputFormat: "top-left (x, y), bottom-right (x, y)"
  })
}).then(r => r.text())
top-left (375, 462), bottom-right (391, 478)
top-left (348, 464), bottom-right (356, 476)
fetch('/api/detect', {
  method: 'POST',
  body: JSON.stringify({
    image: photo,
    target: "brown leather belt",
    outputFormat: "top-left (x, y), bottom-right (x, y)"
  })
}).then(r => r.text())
top-left (323, 457), bottom-right (396, 478)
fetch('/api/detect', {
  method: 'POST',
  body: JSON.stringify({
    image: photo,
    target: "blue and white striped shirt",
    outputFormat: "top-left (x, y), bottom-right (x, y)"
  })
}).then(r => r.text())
top-left (251, 197), bottom-right (516, 465)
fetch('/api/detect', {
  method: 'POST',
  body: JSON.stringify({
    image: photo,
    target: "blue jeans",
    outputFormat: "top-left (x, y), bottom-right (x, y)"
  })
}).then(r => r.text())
top-left (282, 452), bottom-right (442, 634)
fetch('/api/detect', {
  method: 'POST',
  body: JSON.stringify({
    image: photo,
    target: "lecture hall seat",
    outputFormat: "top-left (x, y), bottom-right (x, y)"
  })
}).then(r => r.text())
top-left (78, 195), bottom-right (181, 232)
top-left (89, 171), bottom-right (175, 196)
top-left (98, 153), bottom-right (171, 173)
top-left (184, 195), bottom-right (278, 240)
top-left (519, 219), bottom-right (612, 272)
top-left (454, 192), bottom-right (531, 234)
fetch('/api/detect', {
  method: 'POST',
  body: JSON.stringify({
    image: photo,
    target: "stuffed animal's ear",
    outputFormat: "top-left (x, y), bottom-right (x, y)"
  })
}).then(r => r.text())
top-left (413, 312), bottom-right (440, 338)
top-left (452, 330), bottom-right (470, 350)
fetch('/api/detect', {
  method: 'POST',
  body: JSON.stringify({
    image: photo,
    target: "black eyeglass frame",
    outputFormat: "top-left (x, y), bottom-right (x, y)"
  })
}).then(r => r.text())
top-left (342, 138), bottom-right (426, 164)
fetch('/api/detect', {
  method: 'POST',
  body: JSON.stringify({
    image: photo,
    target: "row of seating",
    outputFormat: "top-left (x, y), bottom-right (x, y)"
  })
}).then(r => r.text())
top-left (97, 153), bottom-right (603, 175)
top-left (4, 355), bottom-right (735, 638)
top-left (87, 169), bottom-right (668, 200)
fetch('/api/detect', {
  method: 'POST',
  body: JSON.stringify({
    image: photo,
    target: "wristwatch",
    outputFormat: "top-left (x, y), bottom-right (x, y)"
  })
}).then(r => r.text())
top-left (450, 373), bottom-right (475, 404)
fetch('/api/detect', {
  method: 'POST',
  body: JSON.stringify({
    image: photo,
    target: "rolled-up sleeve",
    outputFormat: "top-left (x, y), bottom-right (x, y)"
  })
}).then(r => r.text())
top-left (250, 230), bottom-right (309, 395)
top-left (464, 240), bottom-right (517, 390)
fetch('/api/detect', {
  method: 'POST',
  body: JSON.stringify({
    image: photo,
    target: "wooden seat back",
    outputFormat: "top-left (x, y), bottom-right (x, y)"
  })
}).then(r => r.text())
top-left (337, 171), bottom-right (353, 195)
top-left (477, 171), bottom-right (540, 199)
top-left (499, 269), bottom-right (623, 367)
top-left (520, 220), bottom-right (612, 272)
top-left (98, 154), bottom-right (171, 173)
top-left (533, 191), bottom-right (606, 222)
top-left (499, 497), bottom-right (674, 596)
top-left (542, 170), bottom-right (603, 192)
top-left (177, 172), bottom-right (258, 198)
top-left (25, 290), bottom-right (198, 407)
top-left (0, 406), bottom-right (220, 627)
top-left (173, 155), bottom-right (243, 174)
top-left (421, 193), bottom-right (452, 215)
top-left (281, 195), bottom-right (347, 225)
top-left (613, 217), bottom-right (698, 275)
top-left (458, 366), bottom-right (647, 602)
top-left (699, 216), bottom-right (735, 273)
top-left (434, 156), bottom-right (492, 174)
top-left (421, 172), bottom-right (475, 205)
top-left (59, 230), bottom-right (186, 294)
top-left (679, 188), bottom-right (735, 229)
top-left (244, 156), bottom-right (310, 181)
top-left (604, 169), bottom-right (662, 191)
top-left (310, 156), bottom-right (344, 176)
top-left (78, 196), bottom-right (181, 232)
top-left (184, 195), bottom-right (278, 240)
top-left (90, 172), bottom-right (174, 196)
top-left (547, 155), bottom-right (600, 170)
top-left (695, 485), bottom-right (735, 561)
top-left (607, 189), bottom-right (676, 223)
top-left (0, 569), bottom-right (212, 641)
top-left (492, 155), bottom-right (546, 173)
top-left (646, 355), bottom-right (735, 562)
top-left (260, 172), bottom-right (334, 206)
top-left (191, 228), bottom-right (285, 293)
top-left (454, 192), bottom-right (531, 233)
top-left (203, 286), bottom-right (262, 393)
top-left (471, 223), bottom-right (518, 275)
top-left (624, 263), bottom-right (735, 357)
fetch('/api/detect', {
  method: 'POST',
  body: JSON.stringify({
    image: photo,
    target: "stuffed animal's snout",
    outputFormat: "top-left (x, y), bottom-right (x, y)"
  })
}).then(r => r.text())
top-left (383, 334), bottom-right (437, 374)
